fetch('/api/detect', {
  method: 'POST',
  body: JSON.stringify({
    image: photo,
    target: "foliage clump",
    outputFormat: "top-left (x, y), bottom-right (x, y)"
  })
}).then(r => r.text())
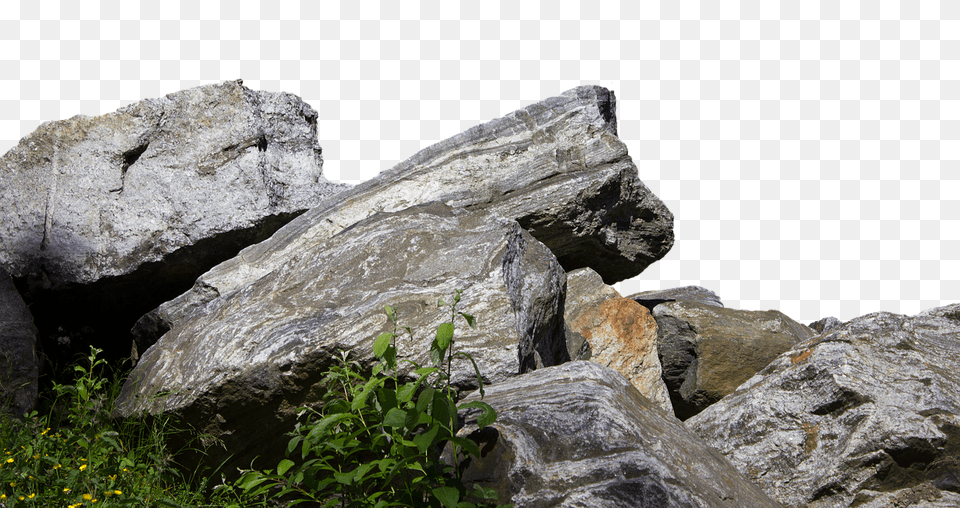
top-left (232, 289), bottom-right (510, 507)
top-left (0, 347), bottom-right (214, 507)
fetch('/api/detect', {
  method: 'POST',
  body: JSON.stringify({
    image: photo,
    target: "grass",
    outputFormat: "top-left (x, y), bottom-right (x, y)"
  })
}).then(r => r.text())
top-left (0, 346), bottom-right (231, 507)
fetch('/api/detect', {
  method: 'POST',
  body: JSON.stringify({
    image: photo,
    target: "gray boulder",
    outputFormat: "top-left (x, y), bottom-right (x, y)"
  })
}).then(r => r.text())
top-left (455, 361), bottom-right (782, 507)
top-left (1, 79), bottom-right (345, 288)
top-left (0, 270), bottom-right (38, 417)
top-left (0, 80), bottom-right (346, 367)
top-left (628, 285), bottom-right (724, 312)
top-left (653, 301), bottom-right (815, 420)
top-left (114, 203), bottom-right (567, 474)
top-left (809, 316), bottom-right (843, 335)
top-left (136, 85), bottom-right (674, 349)
top-left (687, 304), bottom-right (960, 507)
top-left (564, 268), bottom-right (671, 411)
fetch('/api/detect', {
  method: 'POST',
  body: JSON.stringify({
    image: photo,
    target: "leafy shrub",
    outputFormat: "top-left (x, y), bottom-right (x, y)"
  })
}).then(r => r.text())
top-left (0, 347), bottom-right (216, 507)
top-left (233, 290), bottom-right (510, 508)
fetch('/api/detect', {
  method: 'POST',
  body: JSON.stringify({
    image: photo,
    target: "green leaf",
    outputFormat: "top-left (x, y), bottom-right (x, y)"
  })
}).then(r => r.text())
top-left (459, 312), bottom-right (476, 328)
top-left (307, 413), bottom-right (353, 443)
top-left (436, 322), bottom-right (454, 351)
top-left (277, 458), bottom-right (296, 476)
top-left (334, 470), bottom-right (354, 485)
top-left (385, 304), bottom-right (396, 322)
top-left (352, 376), bottom-right (383, 411)
top-left (412, 424), bottom-right (440, 454)
top-left (383, 407), bottom-right (407, 428)
top-left (458, 400), bottom-right (497, 429)
top-left (447, 435), bottom-right (481, 459)
top-left (374, 332), bottom-right (394, 358)
top-left (432, 486), bottom-right (460, 508)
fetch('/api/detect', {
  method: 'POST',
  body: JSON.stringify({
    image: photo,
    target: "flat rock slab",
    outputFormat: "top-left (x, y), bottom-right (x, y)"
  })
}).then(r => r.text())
top-left (628, 285), bottom-right (724, 311)
top-left (114, 203), bottom-right (567, 473)
top-left (653, 301), bottom-right (815, 420)
top-left (140, 85), bottom-right (674, 347)
top-left (564, 267), bottom-right (671, 411)
top-left (687, 304), bottom-right (960, 507)
top-left (455, 361), bottom-right (782, 508)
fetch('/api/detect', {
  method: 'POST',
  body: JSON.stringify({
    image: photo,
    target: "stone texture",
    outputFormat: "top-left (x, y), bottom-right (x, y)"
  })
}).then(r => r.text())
top-left (0, 79), bottom-right (345, 287)
top-left (114, 203), bottom-right (567, 474)
top-left (455, 361), bottom-right (782, 508)
top-left (0, 79), bottom-right (347, 366)
top-left (687, 304), bottom-right (960, 508)
top-left (809, 316), bottom-right (843, 335)
top-left (136, 85), bottom-right (674, 349)
top-left (628, 286), bottom-right (723, 312)
top-left (0, 270), bottom-right (38, 418)
top-left (564, 267), bottom-right (670, 411)
top-left (653, 301), bottom-right (815, 420)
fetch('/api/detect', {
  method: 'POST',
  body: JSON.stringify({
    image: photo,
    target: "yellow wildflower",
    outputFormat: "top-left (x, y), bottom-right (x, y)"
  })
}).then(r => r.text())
top-left (27, 493), bottom-right (35, 499)
top-left (79, 464), bottom-right (87, 471)
top-left (63, 487), bottom-right (70, 493)
top-left (113, 490), bottom-right (122, 495)
top-left (5, 458), bottom-right (12, 463)
top-left (83, 493), bottom-right (92, 500)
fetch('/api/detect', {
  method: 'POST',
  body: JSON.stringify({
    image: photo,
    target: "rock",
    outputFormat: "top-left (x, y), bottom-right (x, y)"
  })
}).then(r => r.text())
top-left (137, 85), bottom-right (674, 350)
top-left (564, 268), bottom-right (671, 411)
top-left (0, 79), bottom-right (347, 365)
top-left (0, 270), bottom-right (39, 418)
top-left (686, 304), bottom-right (960, 508)
top-left (454, 361), bottom-right (783, 507)
top-left (809, 316), bottom-right (842, 335)
top-left (114, 203), bottom-right (568, 474)
top-left (653, 301), bottom-right (815, 420)
top-left (628, 285), bottom-right (723, 312)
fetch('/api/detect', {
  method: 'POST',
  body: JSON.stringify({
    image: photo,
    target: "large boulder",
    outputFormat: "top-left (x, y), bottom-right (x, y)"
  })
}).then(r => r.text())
top-left (0, 270), bottom-right (38, 418)
top-left (136, 85), bottom-right (675, 350)
top-left (687, 304), bottom-right (960, 507)
top-left (564, 267), bottom-right (671, 411)
top-left (454, 361), bottom-right (782, 507)
top-left (0, 80), bottom-right (347, 364)
top-left (114, 203), bottom-right (568, 474)
top-left (653, 301), bottom-right (815, 420)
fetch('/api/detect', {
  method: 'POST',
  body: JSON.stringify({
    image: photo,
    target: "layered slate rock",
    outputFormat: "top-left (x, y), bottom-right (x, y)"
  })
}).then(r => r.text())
top-left (564, 268), bottom-right (670, 411)
top-left (114, 203), bottom-right (567, 473)
top-left (0, 80), bottom-right (347, 364)
top-left (654, 301), bottom-right (815, 420)
top-left (687, 304), bottom-right (960, 508)
top-left (137, 85), bottom-right (674, 349)
top-left (455, 361), bottom-right (782, 508)
top-left (0, 270), bottom-right (38, 417)
top-left (628, 285), bottom-right (724, 312)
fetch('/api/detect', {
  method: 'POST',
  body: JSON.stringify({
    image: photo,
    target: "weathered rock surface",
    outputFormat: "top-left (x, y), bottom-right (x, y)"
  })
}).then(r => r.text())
top-left (455, 361), bottom-right (782, 507)
top-left (628, 285), bottom-right (723, 312)
top-left (114, 203), bottom-right (567, 473)
top-left (653, 301), bottom-right (815, 420)
top-left (1, 79), bottom-right (345, 287)
top-left (137, 85), bottom-right (674, 350)
top-left (0, 270), bottom-right (38, 417)
top-left (687, 304), bottom-right (960, 508)
top-left (564, 267), bottom-right (670, 411)
top-left (809, 316), bottom-right (843, 335)
top-left (0, 79), bottom-right (347, 366)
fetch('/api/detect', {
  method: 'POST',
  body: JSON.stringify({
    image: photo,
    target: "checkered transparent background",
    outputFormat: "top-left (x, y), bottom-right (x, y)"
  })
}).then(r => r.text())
top-left (3, 0), bottom-right (958, 325)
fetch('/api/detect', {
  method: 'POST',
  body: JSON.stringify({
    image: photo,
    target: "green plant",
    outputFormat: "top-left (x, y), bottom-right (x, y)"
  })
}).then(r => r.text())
top-left (233, 290), bottom-right (509, 508)
top-left (0, 346), bottom-right (220, 507)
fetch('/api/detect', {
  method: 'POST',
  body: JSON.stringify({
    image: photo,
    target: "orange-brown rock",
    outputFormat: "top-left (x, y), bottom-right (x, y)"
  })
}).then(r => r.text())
top-left (565, 268), bottom-right (671, 411)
